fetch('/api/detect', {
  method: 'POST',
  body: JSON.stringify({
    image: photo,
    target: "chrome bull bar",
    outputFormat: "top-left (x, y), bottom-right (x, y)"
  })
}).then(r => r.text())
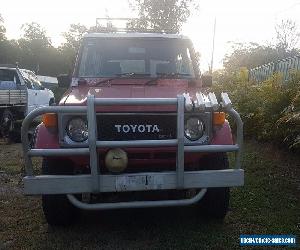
top-left (21, 95), bottom-right (244, 210)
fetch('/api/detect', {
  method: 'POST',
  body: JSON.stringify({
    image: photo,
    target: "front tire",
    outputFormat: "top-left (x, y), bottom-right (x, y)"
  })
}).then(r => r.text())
top-left (198, 153), bottom-right (230, 219)
top-left (41, 159), bottom-right (79, 226)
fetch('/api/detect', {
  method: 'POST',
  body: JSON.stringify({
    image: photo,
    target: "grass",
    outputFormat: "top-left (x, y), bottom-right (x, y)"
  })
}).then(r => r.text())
top-left (0, 140), bottom-right (299, 249)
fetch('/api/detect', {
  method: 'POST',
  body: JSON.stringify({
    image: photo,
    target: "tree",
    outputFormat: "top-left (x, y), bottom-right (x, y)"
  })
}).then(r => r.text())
top-left (223, 42), bottom-right (279, 73)
top-left (128, 0), bottom-right (196, 33)
top-left (58, 24), bottom-right (89, 73)
top-left (275, 19), bottom-right (300, 52)
top-left (61, 23), bottom-right (88, 52)
top-left (0, 14), bottom-right (6, 41)
top-left (21, 22), bottom-right (51, 46)
top-left (18, 22), bottom-right (62, 75)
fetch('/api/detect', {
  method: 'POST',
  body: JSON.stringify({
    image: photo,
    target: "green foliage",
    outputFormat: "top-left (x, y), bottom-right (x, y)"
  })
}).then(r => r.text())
top-left (223, 42), bottom-right (300, 75)
top-left (128, 0), bottom-right (196, 33)
top-left (277, 79), bottom-right (300, 149)
top-left (0, 14), bottom-right (6, 41)
top-left (21, 22), bottom-right (51, 46)
top-left (275, 19), bottom-right (300, 52)
top-left (0, 21), bottom-right (74, 76)
top-left (213, 73), bottom-right (300, 151)
top-left (61, 23), bottom-right (88, 52)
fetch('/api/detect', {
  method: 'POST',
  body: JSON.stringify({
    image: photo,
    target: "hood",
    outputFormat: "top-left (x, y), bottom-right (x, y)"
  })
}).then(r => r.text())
top-left (60, 79), bottom-right (199, 112)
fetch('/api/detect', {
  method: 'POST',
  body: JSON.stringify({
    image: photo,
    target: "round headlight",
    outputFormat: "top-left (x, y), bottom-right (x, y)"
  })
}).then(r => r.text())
top-left (66, 117), bottom-right (88, 142)
top-left (184, 117), bottom-right (204, 141)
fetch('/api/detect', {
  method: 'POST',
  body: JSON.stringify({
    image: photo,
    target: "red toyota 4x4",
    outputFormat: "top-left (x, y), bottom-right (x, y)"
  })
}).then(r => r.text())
top-left (21, 32), bottom-right (244, 226)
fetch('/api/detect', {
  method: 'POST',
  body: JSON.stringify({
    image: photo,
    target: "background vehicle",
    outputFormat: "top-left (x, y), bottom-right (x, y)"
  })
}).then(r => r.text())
top-left (0, 65), bottom-right (55, 141)
top-left (22, 30), bottom-right (244, 226)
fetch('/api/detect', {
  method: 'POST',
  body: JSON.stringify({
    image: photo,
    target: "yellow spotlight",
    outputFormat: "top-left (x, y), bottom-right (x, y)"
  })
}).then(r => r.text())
top-left (105, 148), bottom-right (128, 173)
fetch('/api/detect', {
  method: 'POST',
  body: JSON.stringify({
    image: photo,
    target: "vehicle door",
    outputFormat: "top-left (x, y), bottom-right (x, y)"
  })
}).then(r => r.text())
top-left (31, 79), bottom-right (51, 108)
top-left (23, 77), bottom-right (37, 114)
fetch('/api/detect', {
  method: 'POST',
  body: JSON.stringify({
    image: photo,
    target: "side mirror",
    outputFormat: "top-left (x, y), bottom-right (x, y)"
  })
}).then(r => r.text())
top-left (201, 75), bottom-right (212, 87)
top-left (57, 74), bottom-right (71, 88)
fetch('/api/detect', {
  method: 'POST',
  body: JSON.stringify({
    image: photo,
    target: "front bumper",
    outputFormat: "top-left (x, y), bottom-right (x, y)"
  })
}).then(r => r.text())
top-left (24, 169), bottom-right (244, 194)
top-left (21, 94), bottom-right (244, 210)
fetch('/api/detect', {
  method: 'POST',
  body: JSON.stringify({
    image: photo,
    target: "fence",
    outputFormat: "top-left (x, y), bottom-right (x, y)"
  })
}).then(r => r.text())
top-left (249, 55), bottom-right (300, 83)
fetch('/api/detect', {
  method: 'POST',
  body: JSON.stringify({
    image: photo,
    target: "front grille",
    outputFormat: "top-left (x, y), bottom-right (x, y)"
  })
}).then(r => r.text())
top-left (97, 114), bottom-right (177, 141)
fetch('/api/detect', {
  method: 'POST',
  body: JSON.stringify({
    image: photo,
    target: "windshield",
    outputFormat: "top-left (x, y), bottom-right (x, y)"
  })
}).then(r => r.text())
top-left (20, 69), bottom-right (44, 90)
top-left (78, 38), bottom-right (195, 78)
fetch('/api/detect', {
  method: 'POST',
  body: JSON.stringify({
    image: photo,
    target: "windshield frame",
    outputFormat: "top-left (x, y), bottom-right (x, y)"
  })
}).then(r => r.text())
top-left (74, 37), bottom-right (200, 79)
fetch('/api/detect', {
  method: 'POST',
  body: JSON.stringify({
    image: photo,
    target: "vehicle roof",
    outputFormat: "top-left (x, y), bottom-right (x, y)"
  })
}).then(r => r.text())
top-left (0, 66), bottom-right (17, 70)
top-left (84, 32), bottom-right (190, 40)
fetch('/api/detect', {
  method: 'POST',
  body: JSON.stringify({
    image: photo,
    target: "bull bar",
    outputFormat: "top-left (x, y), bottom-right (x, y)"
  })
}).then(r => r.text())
top-left (21, 95), bottom-right (244, 210)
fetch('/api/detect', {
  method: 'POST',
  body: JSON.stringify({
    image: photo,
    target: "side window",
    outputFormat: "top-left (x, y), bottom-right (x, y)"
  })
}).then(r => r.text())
top-left (14, 72), bottom-right (21, 85)
top-left (175, 48), bottom-right (194, 76)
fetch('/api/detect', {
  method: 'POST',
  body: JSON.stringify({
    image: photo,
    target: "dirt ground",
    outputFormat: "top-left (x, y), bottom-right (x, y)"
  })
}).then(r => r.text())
top-left (0, 140), bottom-right (299, 249)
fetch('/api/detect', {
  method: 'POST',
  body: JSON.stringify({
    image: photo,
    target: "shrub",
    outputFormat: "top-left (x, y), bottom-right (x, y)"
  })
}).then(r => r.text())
top-left (213, 72), bottom-right (300, 151)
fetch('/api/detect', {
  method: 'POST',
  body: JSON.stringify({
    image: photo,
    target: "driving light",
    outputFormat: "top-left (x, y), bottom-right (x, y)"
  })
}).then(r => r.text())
top-left (66, 117), bottom-right (88, 142)
top-left (105, 148), bottom-right (128, 173)
top-left (184, 117), bottom-right (204, 141)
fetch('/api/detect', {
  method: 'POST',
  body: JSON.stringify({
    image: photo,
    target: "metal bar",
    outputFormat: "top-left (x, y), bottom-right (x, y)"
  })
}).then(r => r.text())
top-left (184, 145), bottom-right (239, 153)
top-left (228, 108), bottom-right (243, 168)
top-left (23, 169), bottom-right (244, 194)
top-left (96, 139), bottom-right (178, 148)
top-left (176, 95), bottom-right (185, 188)
top-left (21, 106), bottom-right (88, 175)
top-left (67, 189), bottom-right (207, 210)
top-left (28, 148), bottom-right (90, 156)
top-left (94, 98), bottom-right (177, 106)
top-left (21, 97), bottom-right (244, 178)
top-left (87, 95), bottom-right (100, 192)
top-left (25, 144), bottom-right (239, 157)
top-left (29, 106), bottom-right (87, 115)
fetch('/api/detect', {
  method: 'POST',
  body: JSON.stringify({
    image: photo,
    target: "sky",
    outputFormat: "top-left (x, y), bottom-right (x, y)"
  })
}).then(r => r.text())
top-left (1, 0), bottom-right (300, 71)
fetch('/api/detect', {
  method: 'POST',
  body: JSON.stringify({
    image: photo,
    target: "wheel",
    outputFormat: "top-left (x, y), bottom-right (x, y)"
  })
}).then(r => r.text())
top-left (197, 153), bottom-right (230, 219)
top-left (1, 109), bottom-right (14, 139)
top-left (41, 159), bottom-right (79, 226)
top-left (9, 122), bottom-right (21, 143)
top-left (0, 109), bottom-right (22, 143)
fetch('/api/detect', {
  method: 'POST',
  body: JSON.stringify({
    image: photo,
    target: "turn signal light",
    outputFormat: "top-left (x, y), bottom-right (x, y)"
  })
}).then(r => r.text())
top-left (42, 113), bottom-right (57, 128)
top-left (213, 112), bottom-right (225, 125)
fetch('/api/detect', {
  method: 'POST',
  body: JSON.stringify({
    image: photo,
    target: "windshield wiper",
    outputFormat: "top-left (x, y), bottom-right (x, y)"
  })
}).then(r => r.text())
top-left (95, 73), bottom-right (151, 86)
top-left (95, 77), bottom-right (119, 86)
top-left (156, 72), bottom-right (191, 78)
top-left (145, 73), bottom-right (192, 85)
top-left (145, 72), bottom-right (190, 85)
top-left (116, 72), bottom-right (151, 77)
top-left (144, 77), bottom-right (159, 85)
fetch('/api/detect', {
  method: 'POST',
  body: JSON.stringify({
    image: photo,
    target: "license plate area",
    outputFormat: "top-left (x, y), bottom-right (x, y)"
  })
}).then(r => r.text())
top-left (116, 174), bottom-right (164, 191)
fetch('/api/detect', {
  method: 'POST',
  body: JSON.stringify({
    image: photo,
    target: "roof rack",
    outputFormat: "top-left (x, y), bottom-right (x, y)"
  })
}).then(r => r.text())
top-left (95, 18), bottom-right (176, 34)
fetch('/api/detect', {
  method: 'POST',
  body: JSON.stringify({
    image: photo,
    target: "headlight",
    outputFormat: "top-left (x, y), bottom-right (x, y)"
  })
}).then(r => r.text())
top-left (184, 117), bottom-right (204, 141)
top-left (66, 117), bottom-right (88, 142)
